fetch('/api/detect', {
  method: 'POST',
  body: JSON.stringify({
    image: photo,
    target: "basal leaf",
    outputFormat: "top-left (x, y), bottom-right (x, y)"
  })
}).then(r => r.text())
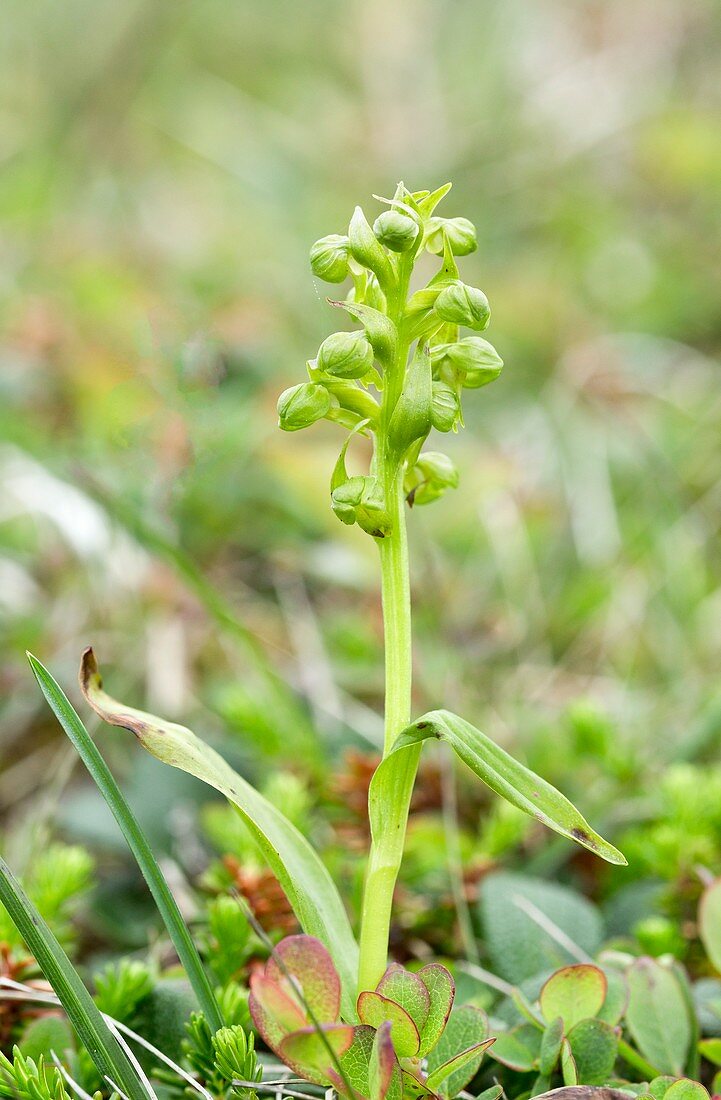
top-left (372, 710), bottom-right (625, 865)
top-left (79, 648), bottom-right (359, 1018)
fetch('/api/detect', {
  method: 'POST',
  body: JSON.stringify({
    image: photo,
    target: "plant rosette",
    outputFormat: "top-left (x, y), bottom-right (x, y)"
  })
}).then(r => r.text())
top-left (248, 934), bottom-right (493, 1100)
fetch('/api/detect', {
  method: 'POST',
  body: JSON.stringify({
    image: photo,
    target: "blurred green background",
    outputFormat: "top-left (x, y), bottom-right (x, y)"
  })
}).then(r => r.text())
top-left (1, 0), bottom-right (721, 919)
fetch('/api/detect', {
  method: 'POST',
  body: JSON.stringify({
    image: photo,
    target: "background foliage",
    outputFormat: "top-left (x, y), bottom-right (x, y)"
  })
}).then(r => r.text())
top-left (1, 0), bottom-right (721, 984)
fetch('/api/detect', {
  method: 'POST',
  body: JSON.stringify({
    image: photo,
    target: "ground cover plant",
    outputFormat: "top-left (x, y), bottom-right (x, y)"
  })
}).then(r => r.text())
top-left (1, 182), bottom-right (720, 1100)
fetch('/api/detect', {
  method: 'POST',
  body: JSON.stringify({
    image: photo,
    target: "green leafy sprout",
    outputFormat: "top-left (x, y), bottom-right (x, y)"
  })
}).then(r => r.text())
top-left (3, 182), bottom-right (628, 1098)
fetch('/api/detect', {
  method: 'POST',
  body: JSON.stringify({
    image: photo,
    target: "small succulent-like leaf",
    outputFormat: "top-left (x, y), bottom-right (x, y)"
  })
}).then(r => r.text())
top-left (567, 1018), bottom-right (619, 1085)
top-left (376, 964), bottom-right (431, 1035)
top-left (279, 1024), bottom-right (355, 1083)
top-left (626, 957), bottom-right (691, 1077)
top-left (371, 710), bottom-right (626, 865)
top-left (699, 1037), bottom-right (721, 1066)
top-left (648, 1076), bottom-right (677, 1100)
top-left (79, 649), bottom-right (359, 1019)
top-left (561, 1037), bottom-right (579, 1085)
top-left (428, 1005), bottom-right (491, 1092)
top-left (540, 965), bottom-right (608, 1031)
top-left (664, 1081), bottom-right (711, 1100)
top-left (369, 1022), bottom-right (402, 1100)
top-left (596, 967), bottom-right (628, 1026)
top-left (416, 963), bottom-right (455, 1057)
top-left (357, 991), bottom-right (420, 1058)
top-left (426, 1039), bottom-right (495, 1097)
top-left (266, 935), bottom-right (341, 1023)
top-left (539, 1017), bottom-right (564, 1076)
top-left (700, 879), bottom-right (721, 974)
top-left (248, 974), bottom-right (308, 1052)
top-left (489, 1024), bottom-right (541, 1073)
top-left (327, 1025), bottom-right (375, 1100)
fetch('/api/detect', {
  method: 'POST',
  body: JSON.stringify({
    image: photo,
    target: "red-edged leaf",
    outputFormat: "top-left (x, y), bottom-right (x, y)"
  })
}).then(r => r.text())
top-left (249, 973), bottom-right (308, 1052)
top-left (369, 1021), bottom-right (402, 1100)
top-left (279, 1023), bottom-right (355, 1085)
top-left (267, 934), bottom-right (341, 1022)
top-left (357, 990), bottom-right (420, 1058)
top-left (417, 963), bottom-right (455, 1057)
top-left (377, 963), bottom-right (431, 1035)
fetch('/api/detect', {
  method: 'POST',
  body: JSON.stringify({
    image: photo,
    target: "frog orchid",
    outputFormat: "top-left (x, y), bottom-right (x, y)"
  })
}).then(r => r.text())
top-left (249, 935), bottom-right (494, 1100)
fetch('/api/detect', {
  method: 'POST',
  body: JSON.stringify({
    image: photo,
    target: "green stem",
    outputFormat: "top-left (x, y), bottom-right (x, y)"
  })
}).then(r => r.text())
top-left (357, 465), bottom-right (419, 993)
top-left (357, 259), bottom-right (420, 991)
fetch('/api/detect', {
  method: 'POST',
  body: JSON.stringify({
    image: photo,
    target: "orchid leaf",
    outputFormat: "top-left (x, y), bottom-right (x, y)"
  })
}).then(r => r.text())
top-left (371, 710), bottom-right (625, 865)
top-left (79, 648), bottom-right (359, 1018)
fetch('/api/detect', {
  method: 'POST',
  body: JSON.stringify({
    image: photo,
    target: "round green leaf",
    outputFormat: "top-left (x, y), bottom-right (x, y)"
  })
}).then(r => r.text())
top-left (540, 965), bottom-right (607, 1030)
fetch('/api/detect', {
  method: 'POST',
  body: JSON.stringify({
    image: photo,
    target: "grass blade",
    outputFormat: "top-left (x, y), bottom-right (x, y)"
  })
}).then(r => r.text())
top-left (27, 652), bottom-right (223, 1033)
top-left (0, 854), bottom-right (148, 1100)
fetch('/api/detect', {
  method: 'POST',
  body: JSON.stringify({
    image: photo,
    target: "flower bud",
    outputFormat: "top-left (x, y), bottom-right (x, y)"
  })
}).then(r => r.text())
top-left (331, 476), bottom-right (392, 538)
top-left (309, 234), bottom-right (350, 283)
top-left (405, 451), bottom-right (459, 506)
top-left (331, 299), bottom-right (397, 368)
top-left (373, 210), bottom-right (419, 253)
top-left (277, 383), bottom-right (330, 432)
top-left (431, 381), bottom-right (460, 432)
top-left (434, 281), bottom-right (490, 331)
top-left (388, 342), bottom-right (432, 456)
top-left (349, 206), bottom-right (395, 291)
top-left (317, 330), bottom-right (374, 379)
top-left (425, 217), bottom-right (477, 256)
top-left (445, 336), bottom-right (503, 388)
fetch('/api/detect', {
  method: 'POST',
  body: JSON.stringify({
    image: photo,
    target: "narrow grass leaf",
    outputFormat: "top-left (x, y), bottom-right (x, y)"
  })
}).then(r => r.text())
top-left (0, 855), bottom-right (148, 1100)
top-left (27, 653), bottom-right (223, 1034)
